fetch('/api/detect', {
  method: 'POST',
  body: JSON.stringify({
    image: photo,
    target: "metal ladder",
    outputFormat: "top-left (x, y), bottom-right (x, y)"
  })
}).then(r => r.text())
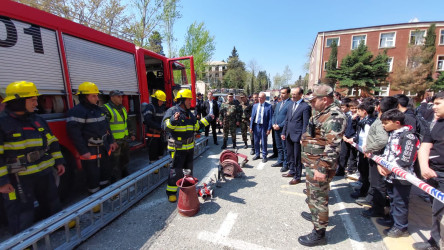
top-left (0, 137), bottom-right (209, 250)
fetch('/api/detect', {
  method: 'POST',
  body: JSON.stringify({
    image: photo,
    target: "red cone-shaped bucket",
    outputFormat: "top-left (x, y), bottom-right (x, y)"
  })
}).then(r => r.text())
top-left (176, 176), bottom-right (200, 217)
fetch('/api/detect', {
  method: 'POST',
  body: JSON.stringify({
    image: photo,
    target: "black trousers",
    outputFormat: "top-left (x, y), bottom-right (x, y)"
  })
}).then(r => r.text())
top-left (147, 137), bottom-right (166, 162)
top-left (205, 120), bottom-right (218, 143)
top-left (366, 160), bottom-right (387, 213)
top-left (387, 181), bottom-right (411, 230)
top-left (166, 149), bottom-right (194, 195)
top-left (357, 152), bottom-right (370, 196)
top-left (2, 168), bottom-right (61, 234)
top-left (347, 147), bottom-right (358, 173)
top-left (286, 136), bottom-right (302, 180)
top-left (271, 128), bottom-right (278, 155)
top-left (431, 171), bottom-right (444, 244)
top-left (82, 146), bottom-right (111, 193)
top-left (337, 140), bottom-right (350, 174)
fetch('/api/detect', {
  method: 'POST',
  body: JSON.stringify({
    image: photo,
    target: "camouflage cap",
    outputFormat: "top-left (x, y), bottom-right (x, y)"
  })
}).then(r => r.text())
top-left (109, 90), bottom-right (124, 96)
top-left (307, 84), bottom-right (333, 101)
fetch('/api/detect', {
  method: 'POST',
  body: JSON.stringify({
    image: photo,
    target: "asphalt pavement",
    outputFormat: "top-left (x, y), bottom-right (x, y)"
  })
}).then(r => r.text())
top-left (78, 131), bottom-right (432, 250)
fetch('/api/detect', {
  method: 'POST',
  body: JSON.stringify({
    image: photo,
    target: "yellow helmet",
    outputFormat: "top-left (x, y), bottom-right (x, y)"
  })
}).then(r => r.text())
top-left (76, 82), bottom-right (99, 95)
top-left (2, 81), bottom-right (40, 103)
top-left (151, 90), bottom-right (166, 102)
top-left (175, 89), bottom-right (193, 100)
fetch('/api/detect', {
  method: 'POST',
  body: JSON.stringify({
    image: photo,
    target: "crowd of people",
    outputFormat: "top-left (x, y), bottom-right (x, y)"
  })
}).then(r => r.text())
top-left (196, 85), bottom-right (443, 248)
top-left (1, 79), bottom-right (443, 249)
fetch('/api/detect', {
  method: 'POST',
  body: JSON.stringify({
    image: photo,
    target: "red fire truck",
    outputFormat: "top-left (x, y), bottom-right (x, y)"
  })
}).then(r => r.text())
top-left (0, 2), bottom-right (196, 156)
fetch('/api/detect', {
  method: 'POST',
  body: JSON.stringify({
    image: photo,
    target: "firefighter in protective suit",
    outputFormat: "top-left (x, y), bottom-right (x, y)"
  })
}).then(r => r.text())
top-left (143, 90), bottom-right (167, 163)
top-left (162, 89), bottom-right (214, 202)
top-left (67, 82), bottom-right (117, 194)
top-left (0, 81), bottom-right (65, 234)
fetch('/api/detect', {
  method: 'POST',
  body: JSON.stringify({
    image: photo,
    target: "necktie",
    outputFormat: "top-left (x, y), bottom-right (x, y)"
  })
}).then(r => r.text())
top-left (258, 105), bottom-right (263, 124)
top-left (292, 102), bottom-right (298, 115)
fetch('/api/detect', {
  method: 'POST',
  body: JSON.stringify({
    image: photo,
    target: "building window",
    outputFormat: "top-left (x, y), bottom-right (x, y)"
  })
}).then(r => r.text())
top-left (219, 66), bottom-right (223, 71)
top-left (405, 90), bottom-right (417, 96)
top-left (212, 66), bottom-right (216, 71)
top-left (378, 84), bottom-right (390, 96)
top-left (323, 61), bottom-right (328, 71)
top-left (352, 35), bottom-right (366, 50)
top-left (440, 29), bottom-right (444, 45)
top-left (326, 37), bottom-right (339, 47)
top-left (380, 32), bottom-right (396, 48)
top-left (215, 73), bottom-right (219, 77)
top-left (387, 57), bottom-right (394, 72)
top-left (438, 56), bottom-right (444, 71)
top-left (410, 30), bottom-right (426, 45)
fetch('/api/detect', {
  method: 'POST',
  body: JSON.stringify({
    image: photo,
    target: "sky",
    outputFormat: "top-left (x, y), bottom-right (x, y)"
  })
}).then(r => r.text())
top-left (168, 0), bottom-right (444, 87)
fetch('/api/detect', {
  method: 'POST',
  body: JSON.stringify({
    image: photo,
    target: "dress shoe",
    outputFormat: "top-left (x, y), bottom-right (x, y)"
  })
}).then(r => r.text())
top-left (250, 149), bottom-right (255, 155)
top-left (335, 170), bottom-right (345, 176)
top-left (280, 166), bottom-right (289, 172)
top-left (350, 190), bottom-right (364, 199)
top-left (298, 229), bottom-right (326, 247)
top-left (383, 227), bottom-right (409, 238)
top-left (269, 154), bottom-right (278, 159)
top-left (214, 141), bottom-right (219, 145)
top-left (303, 189), bottom-right (307, 194)
top-left (361, 208), bottom-right (384, 218)
top-left (262, 157), bottom-right (267, 163)
top-left (271, 162), bottom-right (283, 167)
top-left (252, 155), bottom-right (260, 160)
top-left (355, 198), bottom-right (372, 207)
top-left (301, 211), bottom-right (312, 221)
top-left (412, 241), bottom-right (440, 250)
top-left (282, 173), bottom-right (295, 178)
top-left (289, 179), bottom-right (301, 185)
top-left (221, 142), bottom-right (227, 149)
top-left (376, 217), bottom-right (394, 227)
top-left (243, 143), bottom-right (248, 149)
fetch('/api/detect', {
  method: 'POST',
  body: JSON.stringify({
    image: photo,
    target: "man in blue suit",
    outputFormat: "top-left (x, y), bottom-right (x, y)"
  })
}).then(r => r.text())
top-left (281, 87), bottom-right (312, 184)
top-left (271, 87), bottom-right (292, 169)
top-left (250, 92), bottom-right (273, 163)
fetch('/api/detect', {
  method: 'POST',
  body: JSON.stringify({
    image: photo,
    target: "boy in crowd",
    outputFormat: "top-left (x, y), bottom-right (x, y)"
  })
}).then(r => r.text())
top-left (377, 109), bottom-right (419, 237)
top-left (358, 97), bottom-right (398, 217)
top-left (415, 92), bottom-right (444, 249)
top-left (346, 102), bottom-right (375, 199)
top-left (346, 100), bottom-right (360, 177)
top-left (337, 98), bottom-right (353, 176)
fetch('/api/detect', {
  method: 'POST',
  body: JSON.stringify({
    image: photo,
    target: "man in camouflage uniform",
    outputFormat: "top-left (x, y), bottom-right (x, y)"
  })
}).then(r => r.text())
top-left (219, 93), bottom-right (241, 149)
top-left (239, 93), bottom-right (253, 149)
top-left (298, 84), bottom-right (347, 247)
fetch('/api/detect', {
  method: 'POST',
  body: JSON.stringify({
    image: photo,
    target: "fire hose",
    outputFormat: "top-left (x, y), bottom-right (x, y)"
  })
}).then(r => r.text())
top-left (349, 142), bottom-right (444, 204)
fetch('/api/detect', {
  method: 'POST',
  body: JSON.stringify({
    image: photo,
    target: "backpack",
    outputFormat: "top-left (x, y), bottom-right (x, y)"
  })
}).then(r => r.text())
top-left (399, 129), bottom-right (421, 177)
top-left (415, 114), bottom-right (431, 142)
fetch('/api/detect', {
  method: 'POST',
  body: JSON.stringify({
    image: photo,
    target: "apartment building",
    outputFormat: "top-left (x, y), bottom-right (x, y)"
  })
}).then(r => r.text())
top-left (205, 61), bottom-right (228, 86)
top-left (309, 21), bottom-right (444, 96)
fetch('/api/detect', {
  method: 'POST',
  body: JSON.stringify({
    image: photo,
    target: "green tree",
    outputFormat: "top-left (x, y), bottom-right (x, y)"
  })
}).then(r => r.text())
top-left (324, 40), bottom-right (338, 87)
top-left (328, 42), bottom-right (389, 95)
top-left (431, 72), bottom-right (444, 91)
top-left (179, 22), bottom-right (215, 80)
top-left (257, 71), bottom-right (269, 90)
top-left (223, 47), bottom-right (246, 89)
top-left (130, 0), bottom-right (163, 48)
top-left (392, 24), bottom-right (436, 99)
top-left (148, 31), bottom-right (164, 55)
top-left (161, 0), bottom-right (181, 57)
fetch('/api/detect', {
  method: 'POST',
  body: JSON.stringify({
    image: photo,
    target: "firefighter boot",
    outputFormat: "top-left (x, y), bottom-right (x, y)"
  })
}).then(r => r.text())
top-left (168, 194), bottom-right (177, 203)
top-left (221, 141), bottom-right (227, 149)
top-left (298, 228), bottom-right (326, 246)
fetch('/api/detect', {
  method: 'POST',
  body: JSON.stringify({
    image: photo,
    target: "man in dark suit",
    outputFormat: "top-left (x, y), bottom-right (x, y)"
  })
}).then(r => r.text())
top-left (202, 91), bottom-right (220, 145)
top-left (250, 92), bottom-right (273, 163)
top-left (272, 87), bottom-right (292, 169)
top-left (281, 87), bottom-right (312, 184)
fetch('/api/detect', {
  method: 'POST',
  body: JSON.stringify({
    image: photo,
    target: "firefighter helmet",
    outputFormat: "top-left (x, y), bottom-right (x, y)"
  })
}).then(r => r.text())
top-left (151, 90), bottom-right (166, 102)
top-left (2, 81), bottom-right (40, 103)
top-left (76, 82), bottom-right (100, 95)
top-left (175, 89), bottom-right (193, 100)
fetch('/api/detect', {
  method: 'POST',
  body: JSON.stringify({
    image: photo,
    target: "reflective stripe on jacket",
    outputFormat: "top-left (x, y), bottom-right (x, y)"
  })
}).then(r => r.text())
top-left (103, 103), bottom-right (128, 140)
top-left (162, 105), bottom-right (211, 151)
top-left (0, 110), bottom-right (65, 185)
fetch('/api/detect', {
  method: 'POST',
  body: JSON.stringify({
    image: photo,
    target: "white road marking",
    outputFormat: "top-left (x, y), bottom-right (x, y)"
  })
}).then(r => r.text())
top-left (331, 186), bottom-right (365, 250)
top-left (197, 212), bottom-right (274, 250)
top-left (217, 212), bottom-right (238, 237)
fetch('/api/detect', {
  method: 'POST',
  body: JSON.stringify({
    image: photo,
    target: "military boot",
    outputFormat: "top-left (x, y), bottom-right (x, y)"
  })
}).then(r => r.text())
top-left (298, 228), bottom-right (326, 246)
top-left (221, 141), bottom-right (227, 149)
top-left (244, 141), bottom-right (248, 149)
